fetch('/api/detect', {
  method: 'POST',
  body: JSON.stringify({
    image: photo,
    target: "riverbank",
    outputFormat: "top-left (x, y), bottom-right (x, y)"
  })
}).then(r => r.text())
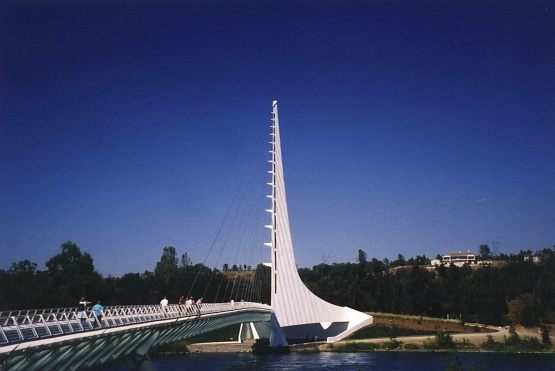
top-left (293, 313), bottom-right (554, 353)
top-left (186, 340), bottom-right (255, 353)
top-left (159, 313), bottom-right (554, 354)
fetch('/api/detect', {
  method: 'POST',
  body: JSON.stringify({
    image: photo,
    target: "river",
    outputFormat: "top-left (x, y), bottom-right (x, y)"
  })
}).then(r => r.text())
top-left (104, 351), bottom-right (555, 370)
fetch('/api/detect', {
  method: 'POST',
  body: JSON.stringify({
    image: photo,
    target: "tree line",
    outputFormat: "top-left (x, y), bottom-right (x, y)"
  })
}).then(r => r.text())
top-left (0, 241), bottom-right (270, 310)
top-left (300, 247), bottom-right (555, 326)
top-left (1, 241), bottom-right (554, 327)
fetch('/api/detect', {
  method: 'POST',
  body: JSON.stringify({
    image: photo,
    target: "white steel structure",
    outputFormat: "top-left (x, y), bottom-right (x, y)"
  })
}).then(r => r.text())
top-left (0, 102), bottom-right (373, 370)
top-left (0, 302), bottom-right (273, 370)
top-left (267, 100), bottom-right (373, 342)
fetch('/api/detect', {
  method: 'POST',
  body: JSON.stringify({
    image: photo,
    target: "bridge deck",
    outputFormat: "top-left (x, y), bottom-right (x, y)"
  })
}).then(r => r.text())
top-left (0, 302), bottom-right (270, 346)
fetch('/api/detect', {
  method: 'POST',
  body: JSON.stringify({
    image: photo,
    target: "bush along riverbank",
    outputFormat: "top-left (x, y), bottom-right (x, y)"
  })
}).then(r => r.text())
top-left (312, 328), bottom-right (553, 353)
top-left (479, 327), bottom-right (551, 352)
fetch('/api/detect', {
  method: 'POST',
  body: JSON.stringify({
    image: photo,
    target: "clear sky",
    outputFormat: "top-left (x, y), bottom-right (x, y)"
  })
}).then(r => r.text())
top-left (1, 1), bottom-right (554, 276)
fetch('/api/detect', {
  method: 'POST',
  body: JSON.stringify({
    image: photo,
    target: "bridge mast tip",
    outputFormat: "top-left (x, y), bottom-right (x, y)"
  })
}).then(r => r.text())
top-left (272, 100), bottom-right (278, 106)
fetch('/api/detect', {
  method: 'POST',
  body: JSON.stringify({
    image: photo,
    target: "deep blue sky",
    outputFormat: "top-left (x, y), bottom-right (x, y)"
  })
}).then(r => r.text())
top-left (1, 1), bottom-right (554, 276)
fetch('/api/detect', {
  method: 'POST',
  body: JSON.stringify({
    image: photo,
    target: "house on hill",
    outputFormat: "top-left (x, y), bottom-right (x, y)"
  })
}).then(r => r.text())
top-left (441, 251), bottom-right (476, 267)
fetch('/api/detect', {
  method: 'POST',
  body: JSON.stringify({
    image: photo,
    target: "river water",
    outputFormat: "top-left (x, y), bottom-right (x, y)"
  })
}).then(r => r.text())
top-left (105, 351), bottom-right (555, 370)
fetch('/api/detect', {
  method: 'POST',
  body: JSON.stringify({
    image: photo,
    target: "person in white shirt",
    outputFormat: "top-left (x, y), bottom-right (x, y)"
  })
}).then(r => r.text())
top-left (195, 297), bottom-right (203, 315)
top-left (160, 296), bottom-right (168, 317)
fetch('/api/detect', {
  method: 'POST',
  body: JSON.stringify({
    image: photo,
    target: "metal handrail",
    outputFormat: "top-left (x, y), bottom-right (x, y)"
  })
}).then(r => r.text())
top-left (0, 302), bottom-right (271, 346)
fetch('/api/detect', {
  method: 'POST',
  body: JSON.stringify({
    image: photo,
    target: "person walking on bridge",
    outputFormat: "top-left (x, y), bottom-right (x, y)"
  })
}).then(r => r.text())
top-left (92, 301), bottom-right (104, 328)
top-left (160, 296), bottom-right (168, 317)
top-left (195, 297), bottom-right (203, 315)
top-left (185, 297), bottom-right (193, 314)
top-left (78, 297), bottom-right (91, 329)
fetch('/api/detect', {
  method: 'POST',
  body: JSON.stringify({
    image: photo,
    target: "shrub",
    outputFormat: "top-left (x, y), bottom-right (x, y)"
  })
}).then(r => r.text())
top-left (435, 330), bottom-right (455, 348)
top-left (516, 337), bottom-right (544, 352)
top-left (505, 327), bottom-right (520, 346)
top-left (457, 338), bottom-right (478, 350)
top-left (403, 343), bottom-right (421, 350)
top-left (481, 335), bottom-right (502, 351)
top-left (383, 339), bottom-right (401, 349)
top-left (423, 331), bottom-right (455, 350)
top-left (540, 325), bottom-right (552, 346)
top-left (332, 342), bottom-right (380, 352)
top-left (480, 331), bottom-right (548, 352)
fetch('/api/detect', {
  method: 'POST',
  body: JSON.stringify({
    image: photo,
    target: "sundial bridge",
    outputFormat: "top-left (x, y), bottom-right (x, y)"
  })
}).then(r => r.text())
top-left (0, 101), bottom-right (372, 370)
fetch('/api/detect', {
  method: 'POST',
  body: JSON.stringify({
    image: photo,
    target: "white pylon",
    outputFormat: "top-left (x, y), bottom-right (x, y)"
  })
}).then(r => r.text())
top-left (266, 100), bottom-right (373, 342)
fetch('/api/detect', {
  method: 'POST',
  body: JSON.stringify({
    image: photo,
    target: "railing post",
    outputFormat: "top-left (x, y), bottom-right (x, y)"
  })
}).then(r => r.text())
top-left (25, 315), bottom-right (39, 339)
top-left (40, 314), bottom-right (52, 337)
top-left (0, 324), bottom-right (9, 344)
top-left (11, 316), bottom-right (24, 342)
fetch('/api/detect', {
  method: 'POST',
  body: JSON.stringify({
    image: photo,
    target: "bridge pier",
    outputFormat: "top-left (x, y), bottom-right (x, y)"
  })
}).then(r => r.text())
top-left (238, 313), bottom-right (288, 346)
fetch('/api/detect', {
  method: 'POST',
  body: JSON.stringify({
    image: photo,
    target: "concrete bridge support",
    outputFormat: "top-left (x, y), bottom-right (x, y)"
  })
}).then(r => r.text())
top-left (238, 313), bottom-right (288, 346)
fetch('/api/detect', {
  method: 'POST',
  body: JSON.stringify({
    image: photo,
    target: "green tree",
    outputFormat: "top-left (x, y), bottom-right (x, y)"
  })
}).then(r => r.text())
top-left (116, 273), bottom-right (150, 305)
top-left (46, 241), bottom-right (94, 277)
top-left (4, 260), bottom-right (46, 309)
top-left (369, 258), bottom-right (385, 275)
top-left (180, 252), bottom-right (192, 269)
top-left (390, 254), bottom-right (406, 268)
top-left (155, 246), bottom-right (179, 288)
top-left (479, 244), bottom-right (492, 260)
top-left (357, 249), bottom-right (367, 264)
top-left (45, 241), bottom-right (100, 306)
top-left (507, 293), bottom-right (541, 326)
top-left (9, 260), bottom-right (37, 275)
top-left (407, 255), bottom-right (430, 266)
